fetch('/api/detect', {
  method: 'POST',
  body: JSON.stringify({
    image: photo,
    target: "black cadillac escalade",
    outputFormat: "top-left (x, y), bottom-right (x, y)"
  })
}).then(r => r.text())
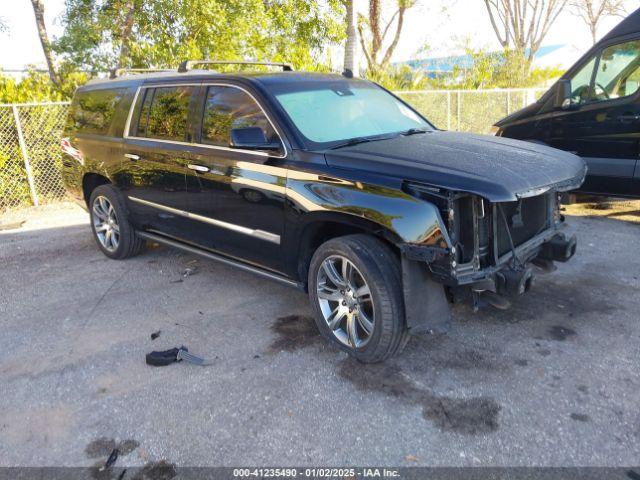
top-left (61, 61), bottom-right (586, 363)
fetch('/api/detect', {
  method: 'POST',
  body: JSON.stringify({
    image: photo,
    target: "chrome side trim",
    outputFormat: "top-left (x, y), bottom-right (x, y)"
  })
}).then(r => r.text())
top-left (123, 82), bottom-right (288, 159)
top-left (128, 196), bottom-right (281, 245)
top-left (136, 231), bottom-right (300, 288)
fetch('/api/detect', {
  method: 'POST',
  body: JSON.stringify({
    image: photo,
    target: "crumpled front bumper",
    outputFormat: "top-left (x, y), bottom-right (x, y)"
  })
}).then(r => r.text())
top-left (400, 228), bottom-right (577, 326)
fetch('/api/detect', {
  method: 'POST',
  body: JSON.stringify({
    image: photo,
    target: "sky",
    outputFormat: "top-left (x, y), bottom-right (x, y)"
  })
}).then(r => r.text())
top-left (0, 0), bottom-right (637, 72)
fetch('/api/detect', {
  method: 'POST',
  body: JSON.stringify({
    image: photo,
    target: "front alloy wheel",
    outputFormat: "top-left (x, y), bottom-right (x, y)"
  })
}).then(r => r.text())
top-left (316, 255), bottom-right (375, 348)
top-left (92, 195), bottom-right (120, 252)
top-left (308, 234), bottom-right (409, 363)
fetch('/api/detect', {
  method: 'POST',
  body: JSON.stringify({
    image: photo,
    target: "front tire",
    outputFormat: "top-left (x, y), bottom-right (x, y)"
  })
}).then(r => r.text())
top-left (89, 184), bottom-right (145, 259)
top-left (308, 234), bottom-right (408, 363)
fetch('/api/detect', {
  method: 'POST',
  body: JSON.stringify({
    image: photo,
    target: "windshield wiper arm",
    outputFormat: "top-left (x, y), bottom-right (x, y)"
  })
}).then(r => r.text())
top-left (402, 128), bottom-right (429, 136)
top-left (328, 135), bottom-right (391, 150)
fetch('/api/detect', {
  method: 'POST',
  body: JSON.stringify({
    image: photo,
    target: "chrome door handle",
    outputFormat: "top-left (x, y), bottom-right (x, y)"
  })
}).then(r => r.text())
top-left (124, 153), bottom-right (140, 160)
top-left (187, 164), bottom-right (209, 173)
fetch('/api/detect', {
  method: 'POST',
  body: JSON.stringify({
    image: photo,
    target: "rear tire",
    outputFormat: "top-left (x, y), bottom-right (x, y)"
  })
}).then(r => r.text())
top-left (89, 184), bottom-right (145, 260)
top-left (308, 234), bottom-right (409, 363)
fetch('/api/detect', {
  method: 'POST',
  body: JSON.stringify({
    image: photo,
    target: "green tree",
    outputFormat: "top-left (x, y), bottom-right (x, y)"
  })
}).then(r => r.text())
top-left (454, 48), bottom-right (563, 89)
top-left (0, 70), bottom-right (88, 104)
top-left (55, 0), bottom-right (345, 72)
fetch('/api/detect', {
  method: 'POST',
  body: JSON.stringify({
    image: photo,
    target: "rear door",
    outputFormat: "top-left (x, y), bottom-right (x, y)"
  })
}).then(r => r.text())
top-left (118, 83), bottom-right (200, 239)
top-left (177, 83), bottom-right (289, 272)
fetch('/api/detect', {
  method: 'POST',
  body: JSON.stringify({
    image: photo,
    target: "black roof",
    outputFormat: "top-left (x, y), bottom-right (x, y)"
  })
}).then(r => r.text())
top-left (81, 70), bottom-right (358, 91)
top-left (599, 7), bottom-right (640, 43)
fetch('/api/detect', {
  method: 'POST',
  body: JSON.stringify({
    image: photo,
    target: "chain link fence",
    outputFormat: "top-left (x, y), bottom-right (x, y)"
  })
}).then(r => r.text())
top-left (0, 102), bottom-right (70, 211)
top-left (0, 89), bottom-right (545, 213)
top-left (395, 88), bottom-right (546, 132)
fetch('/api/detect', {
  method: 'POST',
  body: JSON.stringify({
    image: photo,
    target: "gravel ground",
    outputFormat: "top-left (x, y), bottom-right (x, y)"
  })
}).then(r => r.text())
top-left (0, 200), bottom-right (639, 468)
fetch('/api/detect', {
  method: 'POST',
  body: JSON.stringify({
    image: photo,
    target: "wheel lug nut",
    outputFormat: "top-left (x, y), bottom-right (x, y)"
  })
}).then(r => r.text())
top-left (342, 301), bottom-right (346, 306)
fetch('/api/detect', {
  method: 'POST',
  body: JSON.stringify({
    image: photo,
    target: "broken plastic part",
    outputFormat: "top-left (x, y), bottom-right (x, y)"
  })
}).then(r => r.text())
top-left (99, 449), bottom-right (119, 471)
top-left (145, 347), bottom-right (182, 366)
top-left (145, 346), bottom-right (214, 367)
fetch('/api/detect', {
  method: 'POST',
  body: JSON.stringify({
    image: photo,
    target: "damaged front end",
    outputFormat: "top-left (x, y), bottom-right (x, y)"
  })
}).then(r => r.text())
top-left (401, 182), bottom-right (577, 314)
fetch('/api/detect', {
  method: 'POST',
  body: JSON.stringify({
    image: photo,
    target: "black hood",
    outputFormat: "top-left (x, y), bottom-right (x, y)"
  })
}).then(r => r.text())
top-left (323, 131), bottom-right (586, 202)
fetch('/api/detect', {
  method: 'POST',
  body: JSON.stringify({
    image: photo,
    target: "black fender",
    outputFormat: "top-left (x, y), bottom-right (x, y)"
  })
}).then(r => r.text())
top-left (285, 170), bottom-right (452, 333)
top-left (286, 169), bottom-right (452, 247)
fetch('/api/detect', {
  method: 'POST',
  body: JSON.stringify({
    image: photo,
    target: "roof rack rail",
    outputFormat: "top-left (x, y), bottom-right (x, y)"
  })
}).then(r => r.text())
top-left (109, 68), bottom-right (173, 79)
top-left (177, 60), bottom-right (293, 73)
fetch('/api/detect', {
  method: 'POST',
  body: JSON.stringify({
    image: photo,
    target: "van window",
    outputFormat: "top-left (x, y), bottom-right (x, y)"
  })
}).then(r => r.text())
top-left (569, 57), bottom-right (596, 104)
top-left (135, 86), bottom-right (194, 141)
top-left (69, 88), bottom-right (127, 135)
top-left (201, 86), bottom-right (278, 148)
top-left (593, 40), bottom-right (640, 100)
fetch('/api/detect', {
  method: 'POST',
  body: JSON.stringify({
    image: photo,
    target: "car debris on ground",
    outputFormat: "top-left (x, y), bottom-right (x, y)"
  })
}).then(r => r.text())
top-left (145, 346), bottom-right (214, 367)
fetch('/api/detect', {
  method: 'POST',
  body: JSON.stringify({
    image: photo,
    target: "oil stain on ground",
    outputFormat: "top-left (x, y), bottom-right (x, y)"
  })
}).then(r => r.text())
top-left (480, 277), bottom-right (619, 325)
top-left (131, 460), bottom-right (177, 480)
top-left (86, 438), bottom-right (140, 458)
top-left (547, 325), bottom-right (577, 341)
top-left (570, 413), bottom-right (590, 422)
top-left (269, 315), bottom-right (321, 352)
top-left (338, 359), bottom-right (500, 434)
top-left (432, 348), bottom-right (498, 371)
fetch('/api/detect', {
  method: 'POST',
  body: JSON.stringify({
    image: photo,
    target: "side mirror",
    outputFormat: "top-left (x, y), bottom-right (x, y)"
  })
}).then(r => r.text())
top-left (230, 127), bottom-right (281, 151)
top-left (555, 79), bottom-right (573, 109)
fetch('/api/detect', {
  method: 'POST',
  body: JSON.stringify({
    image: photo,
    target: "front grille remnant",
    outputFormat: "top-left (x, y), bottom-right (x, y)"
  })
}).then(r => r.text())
top-left (451, 192), bottom-right (553, 271)
top-left (496, 194), bottom-right (550, 257)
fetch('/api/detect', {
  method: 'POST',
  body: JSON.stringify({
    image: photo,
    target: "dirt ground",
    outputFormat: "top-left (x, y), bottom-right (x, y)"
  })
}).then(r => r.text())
top-left (563, 197), bottom-right (640, 224)
top-left (0, 199), bottom-right (639, 468)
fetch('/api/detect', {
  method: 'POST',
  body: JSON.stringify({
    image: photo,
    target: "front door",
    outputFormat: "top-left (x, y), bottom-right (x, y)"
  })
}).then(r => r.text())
top-left (551, 39), bottom-right (640, 196)
top-left (118, 83), bottom-right (200, 240)
top-left (177, 84), bottom-right (288, 272)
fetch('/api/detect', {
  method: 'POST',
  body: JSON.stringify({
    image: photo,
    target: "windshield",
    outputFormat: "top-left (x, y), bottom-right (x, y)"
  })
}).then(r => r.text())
top-left (265, 79), bottom-right (432, 149)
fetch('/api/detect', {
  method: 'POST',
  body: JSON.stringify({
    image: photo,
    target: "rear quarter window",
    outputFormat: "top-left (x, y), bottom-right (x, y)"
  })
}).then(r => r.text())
top-left (67, 88), bottom-right (127, 136)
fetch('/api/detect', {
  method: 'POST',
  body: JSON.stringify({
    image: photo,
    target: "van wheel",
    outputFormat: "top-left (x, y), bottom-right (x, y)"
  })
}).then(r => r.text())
top-left (308, 234), bottom-right (409, 363)
top-left (89, 184), bottom-right (145, 259)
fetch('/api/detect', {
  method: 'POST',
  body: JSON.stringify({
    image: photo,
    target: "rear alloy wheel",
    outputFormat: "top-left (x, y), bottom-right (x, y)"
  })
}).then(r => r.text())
top-left (89, 184), bottom-right (145, 259)
top-left (308, 234), bottom-right (409, 363)
top-left (92, 195), bottom-right (120, 253)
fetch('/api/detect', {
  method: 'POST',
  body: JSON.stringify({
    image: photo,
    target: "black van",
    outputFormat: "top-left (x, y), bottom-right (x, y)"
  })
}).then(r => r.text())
top-left (493, 9), bottom-right (640, 198)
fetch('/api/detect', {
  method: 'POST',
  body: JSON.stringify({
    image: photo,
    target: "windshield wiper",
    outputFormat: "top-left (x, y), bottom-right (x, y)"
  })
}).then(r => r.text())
top-left (328, 135), bottom-right (393, 150)
top-left (402, 128), bottom-right (429, 136)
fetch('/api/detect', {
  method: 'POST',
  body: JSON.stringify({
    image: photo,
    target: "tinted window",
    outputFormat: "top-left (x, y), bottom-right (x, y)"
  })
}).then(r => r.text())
top-left (201, 86), bottom-right (278, 148)
top-left (593, 40), bottom-right (640, 100)
top-left (135, 88), bottom-right (154, 137)
top-left (68, 88), bottom-right (126, 135)
top-left (135, 86), bottom-right (194, 141)
top-left (569, 57), bottom-right (596, 104)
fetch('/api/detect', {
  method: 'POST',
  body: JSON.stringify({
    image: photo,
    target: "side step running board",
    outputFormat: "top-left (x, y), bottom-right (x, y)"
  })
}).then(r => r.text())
top-left (136, 231), bottom-right (302, 289)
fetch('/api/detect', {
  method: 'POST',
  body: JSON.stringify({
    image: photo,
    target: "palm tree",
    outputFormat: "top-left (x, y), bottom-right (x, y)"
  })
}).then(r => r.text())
top-left (29, 0), bottom-right (60, 86)
top-left (343, 0), bottom-right (359, 77)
